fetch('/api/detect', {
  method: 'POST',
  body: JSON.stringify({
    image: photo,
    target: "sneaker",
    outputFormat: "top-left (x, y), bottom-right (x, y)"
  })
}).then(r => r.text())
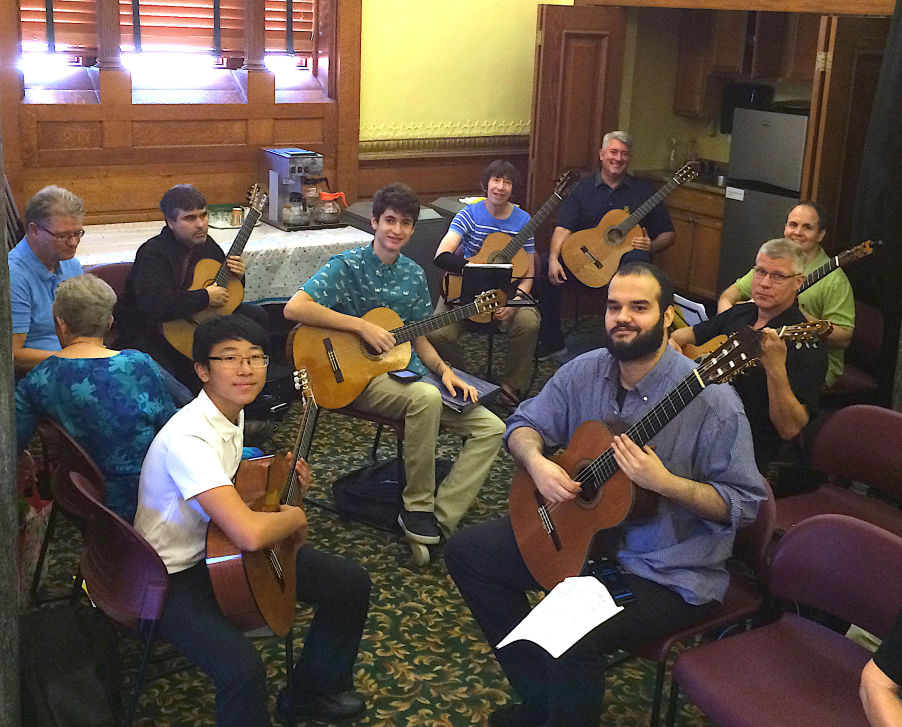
top-left (397, 510), bottom-right (441, 545)
top-left (277, 688), bottom-right (366, 723)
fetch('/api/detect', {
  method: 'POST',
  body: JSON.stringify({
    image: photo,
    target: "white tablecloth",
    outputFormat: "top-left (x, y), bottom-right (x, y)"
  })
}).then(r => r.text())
top-left (77, 221), bottom-right (373, 304)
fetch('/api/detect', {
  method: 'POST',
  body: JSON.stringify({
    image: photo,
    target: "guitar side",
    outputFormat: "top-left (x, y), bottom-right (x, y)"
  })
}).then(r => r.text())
top-left (291, 307), bottom-right (412, 409)
top-left (162, 258), bottom-right (245, 359)
top-left (560, 209), bottom-right (644, 288)
top-left (509, 420), bottom-right (652, 590)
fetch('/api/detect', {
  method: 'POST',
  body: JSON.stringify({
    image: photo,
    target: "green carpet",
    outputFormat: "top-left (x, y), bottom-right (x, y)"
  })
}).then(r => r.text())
top-left (38, 319), bottom-right (718, 726)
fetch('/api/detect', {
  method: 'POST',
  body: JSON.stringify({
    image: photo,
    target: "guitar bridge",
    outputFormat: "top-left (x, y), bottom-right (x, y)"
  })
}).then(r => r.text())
top-left (580, 245), bottom-right (603, 270)
top-left (534, 491), bottom-right (563, 551)
top-left (322, 337), bottom-right (344, 383)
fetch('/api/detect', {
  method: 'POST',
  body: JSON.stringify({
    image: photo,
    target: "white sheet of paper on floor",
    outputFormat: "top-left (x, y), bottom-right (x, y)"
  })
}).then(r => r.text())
top-left (496, 576), bottom-right (624, 658)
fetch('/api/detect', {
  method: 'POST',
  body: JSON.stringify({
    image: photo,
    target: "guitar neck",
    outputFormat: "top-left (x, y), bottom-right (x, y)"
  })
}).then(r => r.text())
top-left (498, 191), bottom-right (563, 262)
top-left (214, 207), bottom-right (262, 286)
top-left (282, 395), bottom-right (318, 506)
top-left (391, 299), bottom-right (486, 343)
top-left (579, 370), bottom-right (706, 493)
top-left (614, 178), bottom-right (679, 235)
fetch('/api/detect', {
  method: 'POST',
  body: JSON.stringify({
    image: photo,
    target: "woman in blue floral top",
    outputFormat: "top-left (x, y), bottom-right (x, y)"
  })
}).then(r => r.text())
top-left (15, 274), bottom-right (176, 521)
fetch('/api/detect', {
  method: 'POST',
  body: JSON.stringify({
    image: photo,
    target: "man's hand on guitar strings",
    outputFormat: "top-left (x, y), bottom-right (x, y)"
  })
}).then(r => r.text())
top-left (529, 456), bottom-right (582, 505)
top-left (611, 434), bottom-right (670, 494)
top-left (226, 255), bottom-right (246, 277)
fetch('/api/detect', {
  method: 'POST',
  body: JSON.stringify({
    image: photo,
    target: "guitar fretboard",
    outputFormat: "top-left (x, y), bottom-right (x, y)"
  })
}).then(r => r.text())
top-left (612, 179), bottom-right (680, 237)
top-left (497, 192), bottom-right (564, 263)
top-left (213, 207), bottom-right (262, 287)
top-left (283, 390), bottom-right (318, 507)
top-left (390, 298), bottom-right (489, 343)
top-left (578, 370), bottom-right (706, 496)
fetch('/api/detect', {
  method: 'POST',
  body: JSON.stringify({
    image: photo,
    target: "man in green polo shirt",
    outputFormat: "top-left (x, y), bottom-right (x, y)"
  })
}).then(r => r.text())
top-left (718, 201), bottom-right (854, 388)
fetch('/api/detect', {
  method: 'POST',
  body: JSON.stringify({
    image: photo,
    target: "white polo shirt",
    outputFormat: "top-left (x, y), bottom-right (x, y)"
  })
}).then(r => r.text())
top-left (135, 390), bottom-right (244, 574)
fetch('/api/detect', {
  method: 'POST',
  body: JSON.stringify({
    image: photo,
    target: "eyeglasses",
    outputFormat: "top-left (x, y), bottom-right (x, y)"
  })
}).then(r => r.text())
top-left (39, 225), bottom-right (85, 241)
top-left (207, 354), bottom-right (270, 369)
top-left (752, 267), bottom-right (800, 283)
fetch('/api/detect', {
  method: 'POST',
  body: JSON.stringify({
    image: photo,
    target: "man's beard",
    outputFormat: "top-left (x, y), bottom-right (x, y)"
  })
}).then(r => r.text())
top-left (605, 313), bottom-right (666, 362)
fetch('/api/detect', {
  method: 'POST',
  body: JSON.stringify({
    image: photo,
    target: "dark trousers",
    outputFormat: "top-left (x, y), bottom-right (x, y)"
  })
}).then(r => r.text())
top-left (537, 249), bottom-right (652, 351)
top-left (158, 546), bottom-right (370, 727)
top-left (444, 517), bottom-right (718, 727)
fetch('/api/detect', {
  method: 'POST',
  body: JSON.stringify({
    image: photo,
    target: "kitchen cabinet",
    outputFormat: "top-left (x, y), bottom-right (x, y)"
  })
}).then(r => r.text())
top-left (656, 186), bottom-right (725, 300)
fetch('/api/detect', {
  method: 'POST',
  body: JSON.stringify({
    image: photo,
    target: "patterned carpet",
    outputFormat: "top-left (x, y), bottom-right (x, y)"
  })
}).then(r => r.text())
top-left (39, 318), bottom-right (718, 727)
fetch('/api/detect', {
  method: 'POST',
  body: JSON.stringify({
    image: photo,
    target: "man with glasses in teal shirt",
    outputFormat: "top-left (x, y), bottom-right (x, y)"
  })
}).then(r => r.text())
top-left (9, 185), bottom-right (85, 376)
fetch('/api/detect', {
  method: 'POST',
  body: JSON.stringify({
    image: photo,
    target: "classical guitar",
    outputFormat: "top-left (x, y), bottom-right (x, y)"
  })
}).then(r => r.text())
top-left (162, 184), bottom-right (267, 359)
top-left (444, 170), bottom-right (580, 322)
top-left (509, 320), bottom-right (831, 589)
top-left (206, 369), bottom-right (316, 636)
top-left (682, 240), bottom-right (880, 360)
top-left (561, 163), bottom-right (698, 288)
top-left (291, 289), bottom-right (505, 409)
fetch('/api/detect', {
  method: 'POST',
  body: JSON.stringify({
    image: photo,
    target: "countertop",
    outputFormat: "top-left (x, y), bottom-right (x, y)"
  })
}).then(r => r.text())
top-left (634, 168), bottom-right (727, 196)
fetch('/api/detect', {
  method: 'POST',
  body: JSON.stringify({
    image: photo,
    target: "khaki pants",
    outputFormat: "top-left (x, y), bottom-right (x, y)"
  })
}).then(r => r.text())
top-left (427, 300), bottom-right (540, 392)
top-left (352, 373), bottom-right (504, 535)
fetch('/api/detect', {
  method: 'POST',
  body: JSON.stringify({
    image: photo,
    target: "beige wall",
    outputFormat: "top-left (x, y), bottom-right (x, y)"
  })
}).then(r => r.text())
top-left (359, 0), bottom-right (573, 140)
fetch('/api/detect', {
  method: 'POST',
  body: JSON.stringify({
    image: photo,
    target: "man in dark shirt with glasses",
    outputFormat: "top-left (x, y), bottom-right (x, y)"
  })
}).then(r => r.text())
top-left (670, 237), bottom-right (827, 474)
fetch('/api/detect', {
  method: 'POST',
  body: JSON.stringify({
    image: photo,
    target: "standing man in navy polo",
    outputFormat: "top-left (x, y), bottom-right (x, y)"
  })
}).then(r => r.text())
top-left (537, 131), bottom-right (675, 360)
top-left (9, 185), bottom-right (85, 376)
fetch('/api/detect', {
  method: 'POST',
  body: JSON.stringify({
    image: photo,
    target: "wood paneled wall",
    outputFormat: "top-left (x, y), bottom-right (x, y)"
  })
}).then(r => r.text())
top-left (0, 0), bottom-right (362, 223)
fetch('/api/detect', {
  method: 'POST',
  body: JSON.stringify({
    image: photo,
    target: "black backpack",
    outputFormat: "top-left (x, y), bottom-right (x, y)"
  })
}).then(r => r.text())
top-left (331, 458), bottom-right (450, 532)
top-left (20, 605), bottom-right (121, 727)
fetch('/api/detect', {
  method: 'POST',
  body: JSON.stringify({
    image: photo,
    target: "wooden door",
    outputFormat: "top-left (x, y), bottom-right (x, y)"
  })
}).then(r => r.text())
top-left (657, 209), bottom-right (693, 291)
top-left (802, 16), bottom-right (890, 251)
top-left (527, 4), bottom-right (627, 252)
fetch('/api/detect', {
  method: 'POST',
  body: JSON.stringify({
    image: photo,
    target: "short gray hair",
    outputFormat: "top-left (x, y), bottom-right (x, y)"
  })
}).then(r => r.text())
top-left (758, 238), bottom-right (806, 275)
top-left (602, 131), bottom-right (634, 150)
top-left (52, 274), bottom-right (116, 338)
top-left (25, 185), bottom-right (86, 226)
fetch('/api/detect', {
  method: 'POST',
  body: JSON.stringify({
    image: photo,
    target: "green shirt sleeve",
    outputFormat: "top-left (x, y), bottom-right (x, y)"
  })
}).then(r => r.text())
top-left (734, 269), bottom-right (754, 300)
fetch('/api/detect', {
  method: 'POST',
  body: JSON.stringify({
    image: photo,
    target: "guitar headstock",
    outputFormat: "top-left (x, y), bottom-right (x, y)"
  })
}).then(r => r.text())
top-left (777, 319), bottom-right (833, 348)
top-left (697, 327), bottom-right (763, 385)
top-left (697, 319), bottom-right (833, 385)
top-left (246, 183), bottom-right (268, 214)
top-left (673, 163), bottom-right (699, 186)
top-left (474, 289), bottom-right (507, 313)
top-left (293, 368), bottom-right (313, 400)
top-left (554, 169), bottom-right (581, 198)
top-left (838, 239), bottom-right (882, 265)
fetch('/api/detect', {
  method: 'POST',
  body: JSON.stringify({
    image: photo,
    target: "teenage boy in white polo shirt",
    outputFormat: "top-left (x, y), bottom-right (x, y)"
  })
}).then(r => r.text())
top-left (135, 314), bottom-right (370, 726)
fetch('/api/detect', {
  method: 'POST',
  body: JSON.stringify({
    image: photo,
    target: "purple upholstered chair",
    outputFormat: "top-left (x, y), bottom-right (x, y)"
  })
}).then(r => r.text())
top-left (776, 405), bottom-right (902, 537)
top-left (666, 514), bottom-right (902, 727)
top-left (632, 476), bottom-right (775, 727)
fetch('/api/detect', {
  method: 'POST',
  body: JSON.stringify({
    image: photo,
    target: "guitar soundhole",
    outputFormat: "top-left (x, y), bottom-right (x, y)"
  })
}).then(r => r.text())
top-left (605, 228), bottom-right (624, 246)
top-left (362, 342), bottom-right (382, 359)
top-left (574, 459), bottom-right (602, 507)
top-left (487, 250), bottom-right (506, 264)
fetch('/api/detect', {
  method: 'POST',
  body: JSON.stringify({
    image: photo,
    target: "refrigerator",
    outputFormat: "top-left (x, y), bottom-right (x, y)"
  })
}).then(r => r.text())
top-left (717, 106), bottom-right (810, 293)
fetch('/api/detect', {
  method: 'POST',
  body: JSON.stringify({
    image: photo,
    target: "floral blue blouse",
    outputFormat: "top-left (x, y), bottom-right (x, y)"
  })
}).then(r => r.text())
top-left (15, 350), bottom-right (177, 522)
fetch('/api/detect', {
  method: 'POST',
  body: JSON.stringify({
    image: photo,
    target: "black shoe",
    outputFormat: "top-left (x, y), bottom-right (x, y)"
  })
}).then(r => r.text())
top-left (489, 702), bottom-right (549, 727)
top-left (277, 688), bottom-right (366, 723)
top-left (397, 510), bottom-right (441, 545)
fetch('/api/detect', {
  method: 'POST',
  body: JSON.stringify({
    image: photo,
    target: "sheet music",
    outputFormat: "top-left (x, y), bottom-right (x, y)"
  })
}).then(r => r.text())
top-left (496, 576), bottom-right (623, 658)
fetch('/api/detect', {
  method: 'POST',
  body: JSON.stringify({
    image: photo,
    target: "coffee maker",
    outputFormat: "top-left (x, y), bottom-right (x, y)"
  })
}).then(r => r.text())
top-left (259, 147), bottom-right (325, 229)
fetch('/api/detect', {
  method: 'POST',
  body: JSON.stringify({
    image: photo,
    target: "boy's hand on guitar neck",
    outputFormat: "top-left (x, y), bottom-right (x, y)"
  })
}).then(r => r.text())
top-left (355, 319), bottom-right (396, 353)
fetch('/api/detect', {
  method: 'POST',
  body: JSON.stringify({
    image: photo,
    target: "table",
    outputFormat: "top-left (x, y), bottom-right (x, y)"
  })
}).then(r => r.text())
top-left (77, 221), bottom-right (373, 304)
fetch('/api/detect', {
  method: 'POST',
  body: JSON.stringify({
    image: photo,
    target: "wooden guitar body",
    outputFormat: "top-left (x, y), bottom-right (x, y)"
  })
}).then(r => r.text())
top-left (291, 307), bottom-right (412, 409)
top-left (509, 420), bottom-right (657, 590)
top-left (206, 456), bottom-right (304, 636)
top-left (163, 258), bottom-right (245, 359)
top-left (560, 209), bottom-right (643, 289)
